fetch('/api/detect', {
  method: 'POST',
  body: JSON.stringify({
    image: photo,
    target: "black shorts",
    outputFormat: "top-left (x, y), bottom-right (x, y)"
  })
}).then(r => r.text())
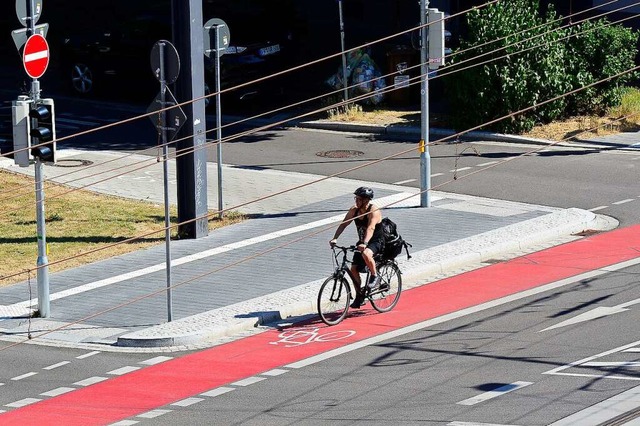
top-left (353, 239), bottom-right (384, 273)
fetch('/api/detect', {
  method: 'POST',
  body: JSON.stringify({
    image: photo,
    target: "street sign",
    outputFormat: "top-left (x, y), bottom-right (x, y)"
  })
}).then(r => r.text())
top-left (16, 0), bottom-right (43, 27)
top-left (23, 34), bottom-right (49, 79)
top-left (150, 40), bottom-right (180, 85)
top-left (203, 18), bottom-right (231, 58)
top-left (11, 23), bottom-right (48, 52)
top-left (147, 89), bottom-right (187, 142)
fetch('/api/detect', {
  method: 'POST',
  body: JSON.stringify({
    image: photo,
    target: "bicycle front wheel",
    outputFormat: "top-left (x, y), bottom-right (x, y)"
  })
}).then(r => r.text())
top-left (370, 262), bottom-right (402, 313)
top-left (317, 276), bottom-right (351, 326)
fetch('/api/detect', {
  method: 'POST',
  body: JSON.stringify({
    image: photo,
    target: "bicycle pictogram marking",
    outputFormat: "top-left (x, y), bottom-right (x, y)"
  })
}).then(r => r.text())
top-left (269, 327), bottom-right (356, 347)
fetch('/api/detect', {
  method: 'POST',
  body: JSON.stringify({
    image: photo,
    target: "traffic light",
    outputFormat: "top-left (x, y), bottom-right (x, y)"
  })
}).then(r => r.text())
top-left (29, 98), bottom-right (56, 163)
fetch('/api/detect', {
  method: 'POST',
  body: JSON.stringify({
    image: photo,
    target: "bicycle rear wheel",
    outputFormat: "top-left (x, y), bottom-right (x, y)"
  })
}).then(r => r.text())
top-left (317, 276), bottom-right (351, 325)
top-left (370, 262), bottom-right (402, 313)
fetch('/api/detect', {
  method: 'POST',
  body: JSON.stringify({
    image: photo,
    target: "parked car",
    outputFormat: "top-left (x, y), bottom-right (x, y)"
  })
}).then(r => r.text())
top-left (59, 1), bottom-right (296, 105)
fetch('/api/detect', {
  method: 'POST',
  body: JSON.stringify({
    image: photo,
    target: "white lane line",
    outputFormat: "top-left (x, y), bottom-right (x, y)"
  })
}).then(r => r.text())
top-left (76, 351), bottom-right (100, 359)
top-left (431, 173), bottom-right (444, 177)
top-left (139, 356), bottom-right (173, 366)
top-left (107, 366), bottom-right (141, 375)
top-left (549, 383), bottom-right (640, 425)
top-left (451, 167), bottom-right (472, 172)
top-left (287, 257), bottom-right (640, 370)
top-left (137, 409), bottom-right (173, 419)
top-left (261, 369), bottom-right (289, 377)
top-left (232, 376), bottom-right (267, 386)
top-left (201, 387), bottom-right (235, 397)
top-left (110, 421), bottom-right (139, 426)
top-left (392, 179), bottom-right (417, 185)
top-left (11, 372), bottom-right (37, 381)
top-left (456, 382), bottom-right (532, 406)
top-left (5, 398), bottom-right (41, 408)
top-left (476, 161), bottom-right (499, 167)
top-left (74, 376), bottom-right (108, 386)
top-left (613, 199), bottom-right (635, 205)
top-left (43, 361), bottom-right (70, 370)
top-left (624, 348), bottom-right (640, 352)
top-left (589, 206), bottom-right (609, 212)
top-left (40, 387), bottom-right (75, 397)
top-left (5, 192), bottom-right (418, 308)
top-left (171, 397), bottom-right (204, 407)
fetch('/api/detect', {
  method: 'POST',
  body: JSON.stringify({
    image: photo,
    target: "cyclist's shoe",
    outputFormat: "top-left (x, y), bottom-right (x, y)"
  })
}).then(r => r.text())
top-left (350, 294), bottom-right (366, 309)
top-left (367, 275), bottom-right (381, 290)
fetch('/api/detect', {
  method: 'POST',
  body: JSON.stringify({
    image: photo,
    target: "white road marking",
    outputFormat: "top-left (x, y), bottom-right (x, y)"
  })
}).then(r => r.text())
top-left (589, 206), bottom-right (609, 212)
top-left (449, 422), bottom-right (522, 426)
top-left (76, 351), bottom-right (101, 359)
top-left (613, 199), bottom-right (635, 205)
top-left (624, 348), bottom-right (640, 352)
top-left (5, 398), bottom-right (41, 408)
top-left (137, 409), bottom-right (172, 418)
top-left (201, 387), bottom-right (235, 397)
top-left (232, 376), bottom-right (267, 386)
top-left (4, 192), bottom-right (418, 308)
top-left (287, 257), bottom-right (640, 370)
top-left (43, 361), bottom-right (70, 370)
top-left (139, 356), bottom-right (173, 365)
top-left (544, 339), bottom-right (640, 381)
top-left (261, 369), bottom-right (289, 376)
top-left (540, 305), bottom-right (632, 332)
top-left (40, 387), bottom-right (75, 397)
top-left (74, 376), bottom-right (108, 386)
top-left (431, 173), bottom-right (444, 177)
top-left (476, 161), bottom-right (500, 167)
top-left (549, 384), bottom-right (640, 425)
top-left (451, 167), bottom-right (472, 172)
top-left (110, 421), bottom-right (138, 426)
top-left (107, 366), bottom-right (140, 375)
top-left (583, 361), bottom-right (640, 368)
top-left (456, 382), bottom-right (532, 406)
top-left (392, 179), bottom-right (416, 185)
top-left (11, 372), bottom-right (37, 381)
top-left (171, 397), bottom-right (203, 407)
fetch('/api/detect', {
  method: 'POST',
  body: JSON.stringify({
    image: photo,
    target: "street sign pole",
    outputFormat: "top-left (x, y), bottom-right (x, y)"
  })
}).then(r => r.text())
top-left (338, 0), bottom-right (348, 102)
top-left (214, 24), bottom-right (224, 219)
top-left (26, 0), bottom-right (50, 317)
top-left (158, 42), bottom-right (173, 323)
top-left (420, 0), bottom-right (431, 208)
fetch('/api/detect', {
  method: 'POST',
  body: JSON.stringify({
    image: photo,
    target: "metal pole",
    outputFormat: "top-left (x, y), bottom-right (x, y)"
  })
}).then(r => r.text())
top-left (214, 24), bottom-right (224, 218)
top-left (159, 42), bottom-right (173, 322)
top-left (338, 0), bottom-right (349, 102)
top-left (27, 0), bottom-right (50, 317)
top-left (420, 0), bottom-right (431, 207)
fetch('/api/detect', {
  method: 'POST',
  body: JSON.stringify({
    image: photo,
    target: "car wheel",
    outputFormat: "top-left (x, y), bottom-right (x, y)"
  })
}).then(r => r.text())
top-left (70, 63), bottom-right (94, 95)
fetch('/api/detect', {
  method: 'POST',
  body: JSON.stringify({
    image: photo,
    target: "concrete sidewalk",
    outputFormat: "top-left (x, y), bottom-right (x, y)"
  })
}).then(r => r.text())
top-left (0, 127), bottom-right (621, 352)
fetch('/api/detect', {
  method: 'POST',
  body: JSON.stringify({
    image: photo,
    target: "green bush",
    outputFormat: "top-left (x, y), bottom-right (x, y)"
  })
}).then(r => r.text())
top-left (446, 0), bottom-right (639, 134)
top-left (447, 0), bottom-right (570, 134)
top-left (565, 19), bottom-right (639, 116)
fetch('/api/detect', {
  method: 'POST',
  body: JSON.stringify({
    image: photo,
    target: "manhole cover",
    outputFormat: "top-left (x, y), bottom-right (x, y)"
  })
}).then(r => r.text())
top-left (316, 150), bottom-right (364, 158)
top-left (52, 159), bottom-right (94, 168)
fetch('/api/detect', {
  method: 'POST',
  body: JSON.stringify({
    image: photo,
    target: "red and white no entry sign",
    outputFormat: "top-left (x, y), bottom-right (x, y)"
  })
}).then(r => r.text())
top-left (23, 34), bottom-right (49, 79)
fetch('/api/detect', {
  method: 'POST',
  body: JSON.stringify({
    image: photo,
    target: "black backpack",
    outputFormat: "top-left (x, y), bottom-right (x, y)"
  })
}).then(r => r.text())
top-left (380, 217), bottom-right (412, 260)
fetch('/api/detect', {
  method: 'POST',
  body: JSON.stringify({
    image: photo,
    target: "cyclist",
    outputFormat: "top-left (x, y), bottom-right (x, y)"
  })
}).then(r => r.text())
top-left (329, 186), bottom-right (383, 308)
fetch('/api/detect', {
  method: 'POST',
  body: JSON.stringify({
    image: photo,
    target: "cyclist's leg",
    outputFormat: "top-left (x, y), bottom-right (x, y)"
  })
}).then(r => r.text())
top-left (350, 258), bottom-right (366, 308)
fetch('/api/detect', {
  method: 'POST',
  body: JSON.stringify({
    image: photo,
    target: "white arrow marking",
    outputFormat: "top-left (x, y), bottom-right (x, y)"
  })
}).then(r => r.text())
top-left (540, 297), bottom-right (640, 332)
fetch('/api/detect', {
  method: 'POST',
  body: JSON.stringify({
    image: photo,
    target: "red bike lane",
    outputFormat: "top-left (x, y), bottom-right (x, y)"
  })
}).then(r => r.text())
top-left (4, 225), bottom-right (640, 425)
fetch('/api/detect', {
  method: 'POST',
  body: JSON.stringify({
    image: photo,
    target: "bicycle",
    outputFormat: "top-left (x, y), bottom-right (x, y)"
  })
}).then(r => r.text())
top-left (317, 245), bottom-right (402, 325)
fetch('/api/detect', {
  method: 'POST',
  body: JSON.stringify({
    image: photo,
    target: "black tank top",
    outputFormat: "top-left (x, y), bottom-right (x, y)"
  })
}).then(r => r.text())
top-left (354, 205), bottom-right (383, 243)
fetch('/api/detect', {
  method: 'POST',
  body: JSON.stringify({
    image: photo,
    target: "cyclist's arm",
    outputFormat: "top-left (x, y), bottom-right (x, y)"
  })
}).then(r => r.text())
top-left (331, 207), bottom-right (356, 241)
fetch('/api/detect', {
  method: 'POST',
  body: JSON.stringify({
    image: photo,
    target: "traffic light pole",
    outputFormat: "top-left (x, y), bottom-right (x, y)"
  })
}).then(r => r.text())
top-left (420, 0), bottom-right (431, 208)
top-left (27, 0), bottom-right (50, 317)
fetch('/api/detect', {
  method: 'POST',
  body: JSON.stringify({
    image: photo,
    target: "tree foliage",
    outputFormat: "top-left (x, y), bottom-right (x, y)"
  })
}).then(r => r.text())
top-left (446, 0), bottom-right (639, 134)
